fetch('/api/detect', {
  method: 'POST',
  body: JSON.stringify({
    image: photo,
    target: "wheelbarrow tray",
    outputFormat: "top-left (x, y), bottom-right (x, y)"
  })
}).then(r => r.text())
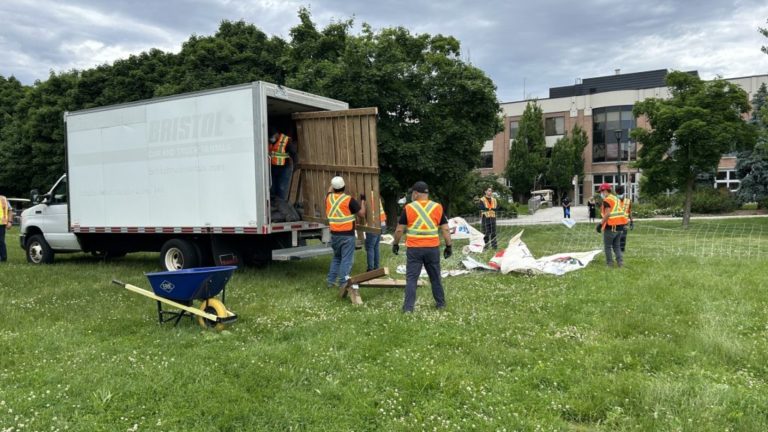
top-left (144, 266), bottom-right (237, 302)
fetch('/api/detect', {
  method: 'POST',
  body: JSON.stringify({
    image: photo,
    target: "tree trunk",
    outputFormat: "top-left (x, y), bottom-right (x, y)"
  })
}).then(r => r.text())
top-left (682, 176), bottom-right (694, 229)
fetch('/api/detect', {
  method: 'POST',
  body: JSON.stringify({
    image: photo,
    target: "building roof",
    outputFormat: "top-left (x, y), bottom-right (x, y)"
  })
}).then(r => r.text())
top-left (549, 69), bottom-right (699, 98)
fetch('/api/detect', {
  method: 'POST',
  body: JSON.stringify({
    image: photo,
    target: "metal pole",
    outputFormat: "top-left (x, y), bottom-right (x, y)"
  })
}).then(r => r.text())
top-left (616, 135), bottom-right (621, 189)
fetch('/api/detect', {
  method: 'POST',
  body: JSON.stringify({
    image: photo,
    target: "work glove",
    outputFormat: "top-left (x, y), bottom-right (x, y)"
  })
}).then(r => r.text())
top-left (443, 245), bottom-right (453, 259)
top-left (595, 223), bottom-right (602, 233)
top-left (392, 243), bottom-right (399, 255)
top-left (629, 221), bottom-right (634, 230)
top-left (359, 193), bottom-right (366, 201)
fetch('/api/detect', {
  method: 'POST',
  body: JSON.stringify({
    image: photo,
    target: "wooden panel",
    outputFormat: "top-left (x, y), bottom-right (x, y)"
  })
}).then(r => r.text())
top-left (294, 108), bottom-right (381, 233)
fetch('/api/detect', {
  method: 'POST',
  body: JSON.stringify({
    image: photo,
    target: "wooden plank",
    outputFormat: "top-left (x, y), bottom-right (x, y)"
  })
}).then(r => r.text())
top-left (122, 283), bottom-right (221, 321)
top-left (358, 279), bottom-right (425, 287)
top-left (338, 267), bottom-right (387, 297)
top-left (292, 107), bottom-right (378, 120)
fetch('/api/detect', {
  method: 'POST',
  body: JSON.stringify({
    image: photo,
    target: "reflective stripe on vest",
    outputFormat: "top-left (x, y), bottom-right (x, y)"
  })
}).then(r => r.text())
top-left (605, 195), bottom-right (628, 226)
top-left (622, 197), bottom-right (632, 216)
top-left (326, 193), bottom-right (354, 232)
top-left (481, 196), bottom-right (497, 218)
top-left (405, 200), bottom-right (442, 248)
top-left (270, 133), bottom-right (291, 166)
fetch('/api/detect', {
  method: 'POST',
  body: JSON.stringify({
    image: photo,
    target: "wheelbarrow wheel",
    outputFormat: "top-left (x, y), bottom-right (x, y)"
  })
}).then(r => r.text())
top-left (197, 298), bottom-right (228, 331)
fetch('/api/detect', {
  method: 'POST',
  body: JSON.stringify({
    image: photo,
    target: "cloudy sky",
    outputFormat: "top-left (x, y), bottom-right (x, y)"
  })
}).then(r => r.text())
top-left (1, 0), bottom-right (768, 102)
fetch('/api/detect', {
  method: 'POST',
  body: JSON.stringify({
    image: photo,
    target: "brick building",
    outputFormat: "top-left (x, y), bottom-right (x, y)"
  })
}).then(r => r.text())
top-left (484, 69), bottom-right (768, 203)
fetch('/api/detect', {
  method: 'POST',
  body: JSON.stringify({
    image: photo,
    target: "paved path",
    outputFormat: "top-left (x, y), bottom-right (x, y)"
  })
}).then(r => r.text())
top-left (497, 205), bottom-right (768, 226)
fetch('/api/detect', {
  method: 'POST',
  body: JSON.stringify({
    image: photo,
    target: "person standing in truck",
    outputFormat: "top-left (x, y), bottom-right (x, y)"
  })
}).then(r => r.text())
top-left (0, 195), bottom-right (13, 262)
top-left (268, 126), bottom-right (298, 202)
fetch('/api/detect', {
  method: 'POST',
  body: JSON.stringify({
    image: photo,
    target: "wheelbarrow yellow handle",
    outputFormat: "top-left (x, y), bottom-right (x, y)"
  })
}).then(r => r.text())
top-left (111, 279), bottom-right (220, 322)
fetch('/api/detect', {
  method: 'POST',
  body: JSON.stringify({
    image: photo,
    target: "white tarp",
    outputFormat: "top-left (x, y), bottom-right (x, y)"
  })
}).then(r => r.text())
top-left (448, 217), bottom-right (485, 253)
top-left (490, 230), bottom-right (602, 276)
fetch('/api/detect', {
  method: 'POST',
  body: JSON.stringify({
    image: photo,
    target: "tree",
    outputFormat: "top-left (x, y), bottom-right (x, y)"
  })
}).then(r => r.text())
top-left (761, 19), bottom-right (768, 56)
top-left (736, 83), bottom-right (768, 203)
top-left (505, 101), bottom-right (546, 202)
top-left (545, 124), bottom-right (588, 203)
top-left (632, 71), bottom-right (757, 227)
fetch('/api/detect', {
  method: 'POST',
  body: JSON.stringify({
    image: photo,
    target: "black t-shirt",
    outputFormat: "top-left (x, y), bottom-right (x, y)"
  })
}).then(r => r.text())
top-left (328, 193), bottom-right (360, 236)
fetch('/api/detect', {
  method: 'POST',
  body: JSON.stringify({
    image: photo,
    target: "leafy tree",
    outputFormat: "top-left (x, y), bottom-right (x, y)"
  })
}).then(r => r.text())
top-left (761, 19), bottom-right (768, 56)
top-left (570, 124), bottom-right (588, 179)
top-left (547, 136), bottom-right (574, 202)
top-left (736, 83), bottom-right (768, 203)
top-left (505, 101), bottom-right (546, 202)
top-left (632, 71), bottom-right (756, 227)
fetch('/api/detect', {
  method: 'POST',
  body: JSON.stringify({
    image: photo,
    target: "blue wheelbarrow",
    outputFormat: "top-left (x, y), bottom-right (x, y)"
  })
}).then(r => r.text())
top-left (112, 266), bottom-right (238, 330)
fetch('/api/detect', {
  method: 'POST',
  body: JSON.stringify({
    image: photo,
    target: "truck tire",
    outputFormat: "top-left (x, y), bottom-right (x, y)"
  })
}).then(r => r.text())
top-left (26, 234), bottom-right (55, 264)
top-left (160, 239), bottom-right (200, 271)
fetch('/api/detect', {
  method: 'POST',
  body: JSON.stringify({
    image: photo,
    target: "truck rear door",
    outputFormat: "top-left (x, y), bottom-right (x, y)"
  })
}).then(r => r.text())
top-left (292, 107), bottom-right (380, 234)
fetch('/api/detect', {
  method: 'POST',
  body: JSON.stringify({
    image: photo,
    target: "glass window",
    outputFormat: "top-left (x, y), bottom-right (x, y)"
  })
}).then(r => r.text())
top-left (545, 116), bottom-right (565, 136)
top-left (480, 151), bottom-right (493, 169)
top-left (509, 121), bottom-right (519, 140)
top-left (51, 178), bottom-right (68, 205)
top-left (592, 106), bottom-right (635, 162)
top-left (714, 170), bottom-right (739, 192)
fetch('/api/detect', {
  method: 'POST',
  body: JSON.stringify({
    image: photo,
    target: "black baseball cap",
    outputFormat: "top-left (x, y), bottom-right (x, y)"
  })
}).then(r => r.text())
top-left (411, 181), bottom-right (429, 193)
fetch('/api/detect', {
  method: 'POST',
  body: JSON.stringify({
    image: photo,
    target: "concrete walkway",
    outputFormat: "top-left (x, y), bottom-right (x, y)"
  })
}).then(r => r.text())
top-left (498, 205), bottom-right (768, 226)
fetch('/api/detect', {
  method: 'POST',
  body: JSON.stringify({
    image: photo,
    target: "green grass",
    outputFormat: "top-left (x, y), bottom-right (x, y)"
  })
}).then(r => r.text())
top-left (2, 219), bottom-right (768, 431)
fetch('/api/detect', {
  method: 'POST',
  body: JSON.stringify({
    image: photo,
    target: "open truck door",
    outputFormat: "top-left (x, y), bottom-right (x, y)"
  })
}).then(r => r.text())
top-left (292, 107), bottom-right (381, 235)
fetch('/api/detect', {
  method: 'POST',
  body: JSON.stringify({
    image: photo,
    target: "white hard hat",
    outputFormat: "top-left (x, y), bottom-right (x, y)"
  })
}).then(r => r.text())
top-left (331, 176), bottom-right (345, 189)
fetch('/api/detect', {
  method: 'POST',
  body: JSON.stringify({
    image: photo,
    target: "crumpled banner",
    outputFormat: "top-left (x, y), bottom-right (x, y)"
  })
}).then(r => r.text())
top-left (462, 256), bottom-right (497, 271)
top-left (448, 217), bottom-right (485, 253)
top-left (396, 265), bottom-right (470, 278)
top-left (490, 230), bottom-right (602, 276)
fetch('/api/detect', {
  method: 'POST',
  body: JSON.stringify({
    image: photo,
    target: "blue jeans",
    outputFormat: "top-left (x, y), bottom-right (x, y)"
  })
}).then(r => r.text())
top-left (0, 225), bottom-right (6, 261)
top-left (270, 163), bottom-right (293, 201)
top-left (403, 247), bottom-right (445, 312)
top-left (603, 225), bottom-right (625, 266)
top-left (364, 225), bottom-right (385, 271)
top-left (327, 234), bottom-right (356, 286)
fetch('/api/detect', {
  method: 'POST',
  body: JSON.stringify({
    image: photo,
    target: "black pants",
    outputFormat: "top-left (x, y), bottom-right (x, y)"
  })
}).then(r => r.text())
top-left (0, 225), bottom-right (6, 261)
top-left (403, 247), bottom-right (445, 312)
top-left (620, 228), bottom-right (628, 252)
top-left (482, 216), bottom-right (497, 249)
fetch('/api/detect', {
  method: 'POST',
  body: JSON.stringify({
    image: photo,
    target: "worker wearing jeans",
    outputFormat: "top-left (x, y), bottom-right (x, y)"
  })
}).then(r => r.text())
top-left (596, 183), bottom-right (628, 268)
top-left (392, 181), bottom-right (453, 312)
top-left (0, 195), bottom-right (12, 262)
top-left (364, 198), bottom-right (387, 271)
top-left (325, 176), bottom-right (365, 287)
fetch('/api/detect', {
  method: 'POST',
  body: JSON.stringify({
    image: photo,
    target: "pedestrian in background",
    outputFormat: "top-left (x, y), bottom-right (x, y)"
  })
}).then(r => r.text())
top-left (561, 195), bottom-right (571, 219)
top-left (587, 196), bottom-right (596, 222)
top-left (477, 187), bottom-right (498, 250)
top-left (0, 195), bottom-right (13, 262)
top-left (392, 181), bottom-right (452, 313)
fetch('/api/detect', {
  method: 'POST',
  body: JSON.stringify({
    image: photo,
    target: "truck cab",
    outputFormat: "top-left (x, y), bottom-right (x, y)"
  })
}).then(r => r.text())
top-left (20, 174), bottom-right (82, 263)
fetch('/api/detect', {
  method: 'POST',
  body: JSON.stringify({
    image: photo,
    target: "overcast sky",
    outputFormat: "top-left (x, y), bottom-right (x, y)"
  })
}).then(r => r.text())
top-left (1, 0), bottom-right (768, 102)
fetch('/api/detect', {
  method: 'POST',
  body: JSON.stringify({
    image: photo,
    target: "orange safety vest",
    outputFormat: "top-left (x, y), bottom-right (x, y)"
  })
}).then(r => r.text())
top-left (326, 193), bottom-right (355, 232)
top-left (379, 200), bottom-right (387, 224)
top-left (481, 196), bottom-right (497, 218)
top-left (404, 200), bottom-right (443, 248)
top-left (269, 133), bottom-right (291, 166)
top-left (603, 194), bottom-right (628, 226)
top-left (0, 196), bottom-right (8, 225)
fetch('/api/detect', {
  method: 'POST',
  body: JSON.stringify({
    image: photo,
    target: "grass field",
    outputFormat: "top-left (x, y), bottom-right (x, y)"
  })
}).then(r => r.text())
top-left (2, 218), bottom-right (768, 431)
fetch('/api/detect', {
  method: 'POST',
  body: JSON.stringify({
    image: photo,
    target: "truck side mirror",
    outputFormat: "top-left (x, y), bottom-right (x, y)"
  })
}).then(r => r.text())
top-left (30, 189), bottom-right (39, 204)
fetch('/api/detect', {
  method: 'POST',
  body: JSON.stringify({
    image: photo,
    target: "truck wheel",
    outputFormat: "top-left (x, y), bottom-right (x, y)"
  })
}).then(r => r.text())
top-left (26, 234), bottom-right (55, 264)
top-left (160, 239), bottom-right (199, 271)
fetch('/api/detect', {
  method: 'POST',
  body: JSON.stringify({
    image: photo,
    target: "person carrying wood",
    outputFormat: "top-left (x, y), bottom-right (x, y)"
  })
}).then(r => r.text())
top-left (326, 176), bottom-right (366, 288)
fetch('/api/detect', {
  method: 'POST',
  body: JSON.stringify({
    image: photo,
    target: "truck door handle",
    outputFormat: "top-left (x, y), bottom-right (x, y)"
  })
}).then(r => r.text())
top-left (35, 210), bottom-right (42, 214)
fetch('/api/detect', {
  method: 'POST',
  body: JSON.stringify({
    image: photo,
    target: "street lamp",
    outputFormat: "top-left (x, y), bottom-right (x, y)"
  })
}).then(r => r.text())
top-left (614, 129), bottom-right (622, 189)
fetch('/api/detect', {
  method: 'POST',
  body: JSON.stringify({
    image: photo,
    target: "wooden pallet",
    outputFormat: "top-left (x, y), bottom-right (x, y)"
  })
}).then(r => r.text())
top-left (339, 267), bottom-right (424, 305)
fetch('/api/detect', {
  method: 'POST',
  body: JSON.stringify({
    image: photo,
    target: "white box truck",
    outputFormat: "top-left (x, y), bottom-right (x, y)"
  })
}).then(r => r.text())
top-left (20, 81), bottom-right (381, 270)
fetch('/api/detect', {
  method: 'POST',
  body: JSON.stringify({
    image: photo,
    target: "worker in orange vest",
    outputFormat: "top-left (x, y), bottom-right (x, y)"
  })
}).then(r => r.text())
top-left (615, 185), bottom-right (634, 252)
top-left (476, 186), bottom-right (498, 250)
top-left (392, 181), bottom-right (452, 312)
top-left (364, 196), bottom-right (387, 271)
top-left (326, 176), bottom-right (366, 288)
top-left (0, 195), bottom-right (13, 262)
top-left (596, 183), bottom-right (628, 268)
top-left (268, 126), bottom-right (297, 202)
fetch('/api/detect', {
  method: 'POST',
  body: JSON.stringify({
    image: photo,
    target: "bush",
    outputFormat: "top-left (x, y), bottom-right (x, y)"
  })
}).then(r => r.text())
top-left (651, 194), bottom-right (683, 209)
top-left (631, 203), bottom-right (655, 219)
top-left (741, 202), bottom-right (759, 210)
top-left (690, 188), bottom-right (738, 214)
top-left (760, 197), bottom-right (768, 210)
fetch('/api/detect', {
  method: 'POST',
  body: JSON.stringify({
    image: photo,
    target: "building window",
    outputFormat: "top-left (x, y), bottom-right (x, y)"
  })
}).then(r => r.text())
top-left (545, 116), bottom-right (564, 136)
top-left (480, 151), bottom-right (493, 169)
top-left (715, 169), bottom-right (740, 191)
top-left (592, 106), bottom-right (636, 162)
top-left (509, 120), bottom-right (519, 141)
